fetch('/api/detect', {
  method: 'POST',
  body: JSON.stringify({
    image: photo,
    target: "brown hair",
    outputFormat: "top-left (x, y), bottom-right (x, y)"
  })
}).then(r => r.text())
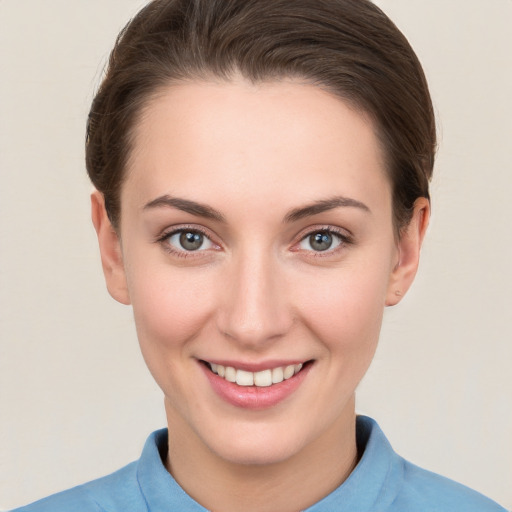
top-left (86, 0), bottom-right (436, 232)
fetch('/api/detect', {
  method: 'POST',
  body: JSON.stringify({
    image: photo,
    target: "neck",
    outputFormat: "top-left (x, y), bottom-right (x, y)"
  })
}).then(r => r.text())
top-left (164, 397), bottom-right (359, 512)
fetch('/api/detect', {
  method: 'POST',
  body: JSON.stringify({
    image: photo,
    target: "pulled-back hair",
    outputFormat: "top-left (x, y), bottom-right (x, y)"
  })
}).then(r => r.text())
top-left (86, 0), bottom-right (436, 232)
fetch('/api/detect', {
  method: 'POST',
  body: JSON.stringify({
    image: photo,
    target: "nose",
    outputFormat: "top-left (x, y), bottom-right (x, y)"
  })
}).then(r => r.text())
top-left (216, 247), bottom-right (294, 349)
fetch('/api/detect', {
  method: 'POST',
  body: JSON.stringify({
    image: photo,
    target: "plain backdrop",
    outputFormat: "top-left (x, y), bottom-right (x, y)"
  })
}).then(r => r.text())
top-left (1, 0), bottom-right (511, 510)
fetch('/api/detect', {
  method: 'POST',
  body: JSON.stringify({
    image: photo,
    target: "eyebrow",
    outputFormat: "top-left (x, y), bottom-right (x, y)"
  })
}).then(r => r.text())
top-left (283, 196), bottom-right (370, 223)
top-left (143, 194), bottom-right (370, 224)
top-left (143, 195), bottom-right (226, 222)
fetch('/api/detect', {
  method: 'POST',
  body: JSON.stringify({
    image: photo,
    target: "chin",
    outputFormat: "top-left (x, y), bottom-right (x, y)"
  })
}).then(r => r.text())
top-left (200, 421), bottom-right (313, 467)
top-left (216, 441), bottom-right (301, 467)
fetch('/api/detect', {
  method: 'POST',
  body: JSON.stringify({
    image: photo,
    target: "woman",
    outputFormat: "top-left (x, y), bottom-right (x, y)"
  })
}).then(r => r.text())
top-left (9, 0), bottom-right (508, 511)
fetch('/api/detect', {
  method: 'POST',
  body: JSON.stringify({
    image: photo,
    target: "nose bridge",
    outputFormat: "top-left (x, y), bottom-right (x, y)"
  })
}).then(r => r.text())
top-left (217, 243), bottom-right (292, 347)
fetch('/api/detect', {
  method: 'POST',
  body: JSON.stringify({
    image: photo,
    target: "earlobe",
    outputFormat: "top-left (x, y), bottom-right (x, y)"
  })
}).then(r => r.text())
top-left (385, 198), bottom-right (430, 306)
top-left (91, 191), bottom-right (131, 305)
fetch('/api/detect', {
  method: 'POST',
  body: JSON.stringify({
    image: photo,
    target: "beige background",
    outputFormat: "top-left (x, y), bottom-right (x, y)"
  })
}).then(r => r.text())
top-left (1, 0), bottom-right (511, 509)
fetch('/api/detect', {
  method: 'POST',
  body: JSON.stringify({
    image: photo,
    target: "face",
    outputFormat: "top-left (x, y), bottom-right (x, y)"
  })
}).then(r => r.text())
top-left (94, 78), bottom-right (426, 468)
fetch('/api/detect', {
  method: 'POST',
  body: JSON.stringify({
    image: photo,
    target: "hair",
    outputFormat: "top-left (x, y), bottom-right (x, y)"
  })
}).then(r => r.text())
top-left (86, 0), bottom-right (436, 233)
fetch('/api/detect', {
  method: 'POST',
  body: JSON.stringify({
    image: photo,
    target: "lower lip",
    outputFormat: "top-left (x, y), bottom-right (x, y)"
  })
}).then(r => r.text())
top-left (201, 363), bottom-right (312, 410)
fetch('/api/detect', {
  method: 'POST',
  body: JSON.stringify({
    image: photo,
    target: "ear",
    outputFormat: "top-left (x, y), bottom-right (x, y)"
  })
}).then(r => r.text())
top-left (91, 190), bottom-right (131, 305)
top-left (385, 197), bottom-right (430, 306)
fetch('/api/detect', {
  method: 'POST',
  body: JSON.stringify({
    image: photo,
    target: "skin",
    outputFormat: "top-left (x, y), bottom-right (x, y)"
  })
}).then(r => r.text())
top-left (92, 78), bottom-right (429, 512)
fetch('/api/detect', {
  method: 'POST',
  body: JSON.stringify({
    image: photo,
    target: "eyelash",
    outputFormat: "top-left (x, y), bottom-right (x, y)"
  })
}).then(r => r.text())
top-left (293, 227), bottom-right (353, 256)
top-left (155, 225), bottom-right (353, 258)
top-left (156, 225), bottom-right (218, 258)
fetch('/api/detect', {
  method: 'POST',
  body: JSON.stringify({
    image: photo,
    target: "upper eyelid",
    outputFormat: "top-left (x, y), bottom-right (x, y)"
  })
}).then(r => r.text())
top-left (155, 224), bottom-right (352, 251)
top-left (295, 225), bottom-right (353, 242)
top-left (156, 226), bottom-right (220, 257)
top-left (156, 224), bottom-right (214, 242)
top-left (292, 226), bottom-right (353, 255)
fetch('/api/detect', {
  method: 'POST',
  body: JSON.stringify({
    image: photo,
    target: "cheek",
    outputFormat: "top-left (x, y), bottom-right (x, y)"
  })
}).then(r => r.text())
top-left (295, 262), bottom-right (390, 355)
top-left (125, 264), bottom-right (220, 412)
top-left (126, 263), bottom-right (216, 359)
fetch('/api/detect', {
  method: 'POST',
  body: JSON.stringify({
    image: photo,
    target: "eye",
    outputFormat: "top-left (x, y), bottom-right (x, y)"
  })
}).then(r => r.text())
top-left (298, 230), bottom-right (345, 252)
top-left (165, 229), bottom-right (215, 252)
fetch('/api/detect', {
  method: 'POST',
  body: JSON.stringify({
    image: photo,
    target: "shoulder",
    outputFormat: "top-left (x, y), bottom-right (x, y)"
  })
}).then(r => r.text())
top-left (8, 461), bottom-right (144, 512)
top-left (9, 428), bottom-right (170, 512)
top-left (392, 458), bottom-right (508, 512)
top-left (347, 417), bottom-right (508, 512)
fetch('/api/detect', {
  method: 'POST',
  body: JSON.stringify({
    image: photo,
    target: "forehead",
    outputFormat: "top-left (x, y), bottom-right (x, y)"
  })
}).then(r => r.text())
top-left (124, 78), bottom-right (390, 215)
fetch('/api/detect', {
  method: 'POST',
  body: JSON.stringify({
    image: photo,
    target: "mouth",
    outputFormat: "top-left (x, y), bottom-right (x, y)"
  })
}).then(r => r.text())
top-left (201, 360), bottom-right (311, 388)
top-left (200, 359), bottom-right (313, 409)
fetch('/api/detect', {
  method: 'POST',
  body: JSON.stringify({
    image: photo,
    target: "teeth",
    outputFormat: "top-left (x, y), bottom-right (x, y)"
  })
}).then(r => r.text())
top-left (283, 365), bottom-right (295, 380)
top-left (254, 369), bottom-right (272, 387)
top-left (224, 366), bottom-right (236, 383)
top-left (272, 366), bottom-right (284, 384)
top-left (236, 370), bottom-right (254, 386)
top-left (208, 362), bottom-right (305, 387)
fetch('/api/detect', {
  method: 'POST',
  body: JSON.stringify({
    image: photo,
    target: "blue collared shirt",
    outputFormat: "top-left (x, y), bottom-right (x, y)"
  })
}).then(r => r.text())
top-left (11, 416), bottom-right (507, 511)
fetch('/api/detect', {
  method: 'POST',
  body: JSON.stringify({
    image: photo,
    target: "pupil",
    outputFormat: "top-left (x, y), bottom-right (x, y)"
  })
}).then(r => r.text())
top-left (180, 231), bottom-right (203, 251)
top-left (310, 232), bottom-right (332, 251)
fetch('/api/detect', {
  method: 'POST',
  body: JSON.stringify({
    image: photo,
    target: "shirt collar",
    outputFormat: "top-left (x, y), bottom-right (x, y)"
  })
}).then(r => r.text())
top-left (136, 428), bottom-right (208, 511)
top-left (306, 416), bottom-right (403, 511)
top-left (136, 416), bottom-right (402, 512)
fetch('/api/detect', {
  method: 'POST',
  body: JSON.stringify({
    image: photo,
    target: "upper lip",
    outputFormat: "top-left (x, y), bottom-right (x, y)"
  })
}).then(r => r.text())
top-left (199, 359), bottom-right (311, 372)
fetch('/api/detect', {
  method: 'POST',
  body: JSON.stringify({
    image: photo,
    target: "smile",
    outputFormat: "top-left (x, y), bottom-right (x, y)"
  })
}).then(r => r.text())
top-left (207, 362), bottom-right (304, 387)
